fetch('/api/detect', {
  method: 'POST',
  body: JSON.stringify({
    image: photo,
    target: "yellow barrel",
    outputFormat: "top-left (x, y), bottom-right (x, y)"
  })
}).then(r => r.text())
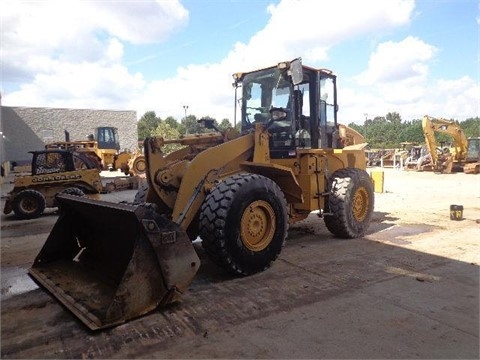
top-left (370, 171), bottom-right (384, 193)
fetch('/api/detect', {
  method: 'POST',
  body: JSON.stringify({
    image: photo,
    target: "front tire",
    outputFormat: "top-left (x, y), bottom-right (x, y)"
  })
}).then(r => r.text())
top-left (324, 168), bottom-right (374, 238)
top-left (199, 174), bottom-right (288, 276)
top-left (130, 155), bottom-right (146, 176)
top-left (12, 189), bottom-right (46, 219)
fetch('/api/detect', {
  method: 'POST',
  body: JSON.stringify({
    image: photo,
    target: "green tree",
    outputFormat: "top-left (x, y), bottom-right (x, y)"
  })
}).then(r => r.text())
top-left (181, 115), bottom-right (202, 135)
top-left (385, 112), bottom-right (402, 124)
top-left (460, 117), bottom-right (480, 137)
top-left (139, 110), bottom-right (479, 151)
top-left (397, 119), bottom-right (424, 144)
top-left (363, 116), bottom-right (388, 148)
top-left (219, 118), bottom-right (233, 130)
top-left (152, 122), bottom-right (183, 154)
top-left (347, 122), bottom-right (363, 135)
top-left (138, 111), bottom-right (162, 140)
top-left (164, 116), bottom-right (179, 129)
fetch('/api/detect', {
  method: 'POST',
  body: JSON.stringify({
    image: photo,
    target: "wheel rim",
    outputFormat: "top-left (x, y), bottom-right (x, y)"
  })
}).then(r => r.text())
top-left (240, 200), bottom-right (276, 252)
top-left (352, 186), bottom-right (369, 222)
top-left (133, 157), bottom-right (146, 174)
top-left (20, 197), bottom-right (39, 214)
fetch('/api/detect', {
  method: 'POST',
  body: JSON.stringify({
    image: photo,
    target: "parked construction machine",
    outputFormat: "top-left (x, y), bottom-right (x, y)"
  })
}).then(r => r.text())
top-left (46, 126), bottom-right (146, 176)
top-left (28, 58), bottom-right (375, 330)
top-left (465, 136), bottom-right (480, 174)
top-left (421, 115), bottom-right (480, 173)
top-left (3, 149), bottom-right (103, 219)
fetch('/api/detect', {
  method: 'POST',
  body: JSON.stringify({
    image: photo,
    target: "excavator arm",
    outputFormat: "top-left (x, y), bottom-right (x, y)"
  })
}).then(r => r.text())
top-left (422, 115), bottom-right (468, 164)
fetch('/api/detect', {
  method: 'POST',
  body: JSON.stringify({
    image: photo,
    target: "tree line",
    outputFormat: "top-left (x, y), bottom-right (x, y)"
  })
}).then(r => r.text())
top-left (137, 111), bottom-right (233, 153)
top-left (138, 111), bottom-right (480, 150)
top-left (138, 111), bottom-right (232, 139)
top-left (347, 112), bottom-right (480, 149)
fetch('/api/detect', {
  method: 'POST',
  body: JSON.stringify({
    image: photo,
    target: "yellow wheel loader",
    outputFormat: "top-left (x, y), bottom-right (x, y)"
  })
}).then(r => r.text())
top-left (29, 58), bottom-right (374, 330)
top-left (3, 149), bottom-right (103, 219)
top-left (46, 126), bottom-right (146, 176)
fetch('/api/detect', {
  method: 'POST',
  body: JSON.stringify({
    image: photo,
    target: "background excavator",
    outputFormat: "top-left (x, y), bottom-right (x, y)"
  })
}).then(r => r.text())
top-left (28, 58), bottom-right (375, 330)
top-left (421, 115), bottom-right (480, 174)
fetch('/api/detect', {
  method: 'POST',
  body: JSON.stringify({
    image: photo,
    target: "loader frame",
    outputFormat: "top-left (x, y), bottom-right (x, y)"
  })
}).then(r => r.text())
top-left (29, 58), bottom-right (374, 330)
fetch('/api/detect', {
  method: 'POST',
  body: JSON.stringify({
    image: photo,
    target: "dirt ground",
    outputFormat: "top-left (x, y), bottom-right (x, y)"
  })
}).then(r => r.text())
top-left (0, 168), bottom-right (479, 359)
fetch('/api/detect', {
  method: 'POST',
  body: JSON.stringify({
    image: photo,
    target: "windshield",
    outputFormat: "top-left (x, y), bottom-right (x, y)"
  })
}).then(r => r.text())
top-left (97, 127), bottom-right (120, 150)
top-left (241, 67), bottom-right (292, 130)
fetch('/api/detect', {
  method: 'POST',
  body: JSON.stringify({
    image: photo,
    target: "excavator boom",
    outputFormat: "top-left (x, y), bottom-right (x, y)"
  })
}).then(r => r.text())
top-left (422, 115), bottom-right (468, 164)
top-left (421, 115), bottom-right (479, 174)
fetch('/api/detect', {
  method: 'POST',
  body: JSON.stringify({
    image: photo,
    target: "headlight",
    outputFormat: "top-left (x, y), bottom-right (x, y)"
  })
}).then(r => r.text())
top-left (232, 72), bottom-right (244, 81)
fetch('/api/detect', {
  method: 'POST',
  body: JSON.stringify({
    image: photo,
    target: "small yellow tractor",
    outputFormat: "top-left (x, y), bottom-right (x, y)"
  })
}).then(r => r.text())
top-left (3, 149), bottom-right (103, 219)
top-left (29, 58), bottom-right (375, 330)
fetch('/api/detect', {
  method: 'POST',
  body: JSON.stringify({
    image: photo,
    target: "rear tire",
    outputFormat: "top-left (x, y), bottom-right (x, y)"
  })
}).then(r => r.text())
top-left (324, 168), bottom-right (374, 238)
top-left (12, 189), bottom-right (46, 219)
top-left (60, 187), bottom-right (85, 197)
top-left (199, 173), bottom-right (288, 276)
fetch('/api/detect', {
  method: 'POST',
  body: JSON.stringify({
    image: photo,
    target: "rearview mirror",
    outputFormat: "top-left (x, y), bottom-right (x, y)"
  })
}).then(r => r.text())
top-left (290, 58), bottom-right (303, 85)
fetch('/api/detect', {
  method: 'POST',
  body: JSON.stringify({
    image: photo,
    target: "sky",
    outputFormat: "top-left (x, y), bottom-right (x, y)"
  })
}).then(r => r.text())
top-left (1, 0), bottom-right (479, 125)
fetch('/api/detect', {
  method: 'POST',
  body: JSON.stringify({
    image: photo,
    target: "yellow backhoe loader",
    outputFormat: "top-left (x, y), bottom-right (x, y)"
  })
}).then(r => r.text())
top-left (421, 115), bottom-right (480, 173)
top-left (29, 58), bottom-right (375, 330)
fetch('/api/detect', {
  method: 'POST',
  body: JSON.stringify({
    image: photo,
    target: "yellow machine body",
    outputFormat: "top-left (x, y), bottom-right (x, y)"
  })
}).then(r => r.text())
top-left (29, 59), bottom-right (374, 330)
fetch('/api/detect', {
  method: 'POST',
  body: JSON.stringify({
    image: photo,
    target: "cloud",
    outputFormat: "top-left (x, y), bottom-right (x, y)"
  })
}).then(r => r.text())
top-left (355, 36), bottom-right (438, 84)
top-left (341, 36), bottom-right (477, 122)
top-left (1, 0), bottom-right (188, 85)
top-left (89, 1), bottom-right (189, 44)
top-left (340, 72), bottom-right (479, 123)
top-left (0, 0), bottom-right (417, 122)
top-left (2, 0), bottom-right (477, 126)
top-left (6, 62), bottom-right (145, 109)
top-left (219, 0), bottom-right (414, 71)
top-left (140, 0), bottom-right (416, 120)
top-left (137, 61), bottom-right (236, 122)
top-left (432, 77), bottom-right (480, 118)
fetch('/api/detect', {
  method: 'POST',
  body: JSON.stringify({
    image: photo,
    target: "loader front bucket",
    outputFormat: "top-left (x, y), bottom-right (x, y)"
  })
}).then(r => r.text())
top-left (28, 194), bottom-right (200, 330)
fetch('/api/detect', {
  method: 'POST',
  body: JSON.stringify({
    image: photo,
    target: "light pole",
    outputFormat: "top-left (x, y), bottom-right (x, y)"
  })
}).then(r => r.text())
top-left (183, 105), bottom-right (189, 134)
top-left (363, 113), bottom-right (368, 140)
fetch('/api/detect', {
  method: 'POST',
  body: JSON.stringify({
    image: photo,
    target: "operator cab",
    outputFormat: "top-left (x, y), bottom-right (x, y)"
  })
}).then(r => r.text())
top-left (95, 126), bottom-right (121, 151)
top-left (234, 58), bottom-right (339, 158)
top-left (30, 149), bottom-right (98, 175)
top-left (466, 137), bottom-right (480, 162)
